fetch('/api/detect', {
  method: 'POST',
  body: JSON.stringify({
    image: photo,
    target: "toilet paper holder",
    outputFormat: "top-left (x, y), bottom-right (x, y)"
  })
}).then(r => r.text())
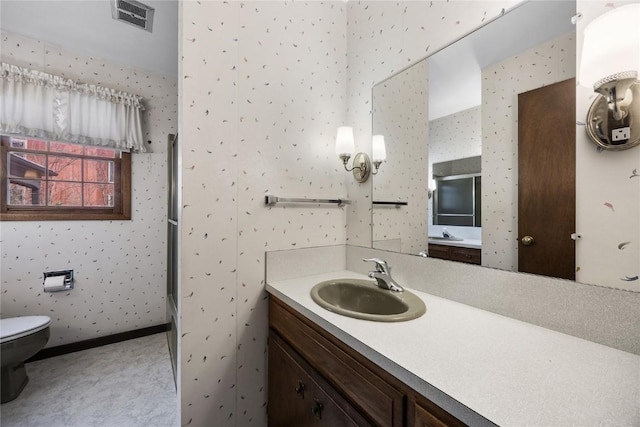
top-left (43, 270), bottom-right (74, 292)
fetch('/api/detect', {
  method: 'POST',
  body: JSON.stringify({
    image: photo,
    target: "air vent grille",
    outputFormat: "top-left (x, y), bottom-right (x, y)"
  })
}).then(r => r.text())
top-left (117, 0), bottom-right (147, 18)
top-left (118, 11), bottom-right (147, 29)
top-left (111, 0), bottom-right (154, 33)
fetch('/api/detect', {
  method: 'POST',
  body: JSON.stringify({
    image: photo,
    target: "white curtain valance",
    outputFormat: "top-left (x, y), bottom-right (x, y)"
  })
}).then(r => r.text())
top-left (0, 62), bottom-right (146, 152)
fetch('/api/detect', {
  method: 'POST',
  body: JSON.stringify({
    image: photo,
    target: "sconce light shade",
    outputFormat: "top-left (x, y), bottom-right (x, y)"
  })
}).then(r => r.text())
top-left (579, 3), bottom-right (640, 151)
top-left (579, 3), bottom-right (640, 89)
top-left (372, 135), bottom-right (387, 162)
top-left (335, 126), bottom-right (355, 157)
top-left (335, 126), bottom-right (371, 183)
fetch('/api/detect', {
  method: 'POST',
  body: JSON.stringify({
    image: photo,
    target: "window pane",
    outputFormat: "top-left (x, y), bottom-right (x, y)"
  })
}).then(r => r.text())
top-left (48, 156), bottom-right (82, 181)
top-left (84, 159), bottom-right (114, 183)
top-left (48, 181), bottom-right (82, 206)
top-left (7, 152), bottom-right (47, 178)
top-left (84, 183), bottom-right (115, 207)
top-left (50, 141), bottom-right (84, 155)
top-left (85, 147), bottom-right (118, 158)
top-left (9, 179), bottom-right (46, 205)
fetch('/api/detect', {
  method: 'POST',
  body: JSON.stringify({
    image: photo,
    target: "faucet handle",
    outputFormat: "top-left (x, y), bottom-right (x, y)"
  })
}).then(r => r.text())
top-left (362, 258), bottom-right (390, 274)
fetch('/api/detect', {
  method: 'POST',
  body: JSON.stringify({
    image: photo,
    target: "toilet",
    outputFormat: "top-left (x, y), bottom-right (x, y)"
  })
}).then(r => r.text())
top-left (1, 316), bottom-right (51, 403)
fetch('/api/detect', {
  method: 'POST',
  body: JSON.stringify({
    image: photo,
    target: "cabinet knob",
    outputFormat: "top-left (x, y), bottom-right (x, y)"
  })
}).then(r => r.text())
top-left (311, 399), bottom-right (324, 420)
top-left (295, 381), bottom-right (305, 398)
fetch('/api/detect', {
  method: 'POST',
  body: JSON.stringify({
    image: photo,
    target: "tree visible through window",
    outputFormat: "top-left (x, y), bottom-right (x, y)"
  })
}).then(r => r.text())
top-left (1, 135), bottom-right (131, 220)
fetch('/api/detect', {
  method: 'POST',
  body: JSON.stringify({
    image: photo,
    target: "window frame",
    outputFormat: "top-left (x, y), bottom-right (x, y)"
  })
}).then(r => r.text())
top-left (0, 136), bottom-right (131, 221)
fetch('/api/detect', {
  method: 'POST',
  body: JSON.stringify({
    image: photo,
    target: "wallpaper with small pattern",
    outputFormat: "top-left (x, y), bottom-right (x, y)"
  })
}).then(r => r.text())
top-left (175, 2), bottom-right (635, 426)
top-left (179, 2), bottom-right (347, 425)
top-left (372, 60), bottom-right (429, 255)
top-left (0, 31), bottom-right (177, 345)
top-left (575, 0), bottom-right (639, 291)
top-left (481, 32), bottom-right (576, 272)
top-left (429, 106), bottom-right (482, 170)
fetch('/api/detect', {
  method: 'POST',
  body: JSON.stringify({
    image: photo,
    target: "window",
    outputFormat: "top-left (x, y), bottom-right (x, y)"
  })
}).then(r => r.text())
top-left (1, 135), bottom-right (131, 221)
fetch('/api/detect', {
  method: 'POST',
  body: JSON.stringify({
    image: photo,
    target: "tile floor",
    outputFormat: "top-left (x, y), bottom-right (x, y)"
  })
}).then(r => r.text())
top-left (1, 333), bottom-right (177, 427)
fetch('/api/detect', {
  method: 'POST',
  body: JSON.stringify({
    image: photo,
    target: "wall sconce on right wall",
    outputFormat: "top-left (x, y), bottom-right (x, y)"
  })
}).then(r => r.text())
top-left (579, 3), bottom-right (640, 151)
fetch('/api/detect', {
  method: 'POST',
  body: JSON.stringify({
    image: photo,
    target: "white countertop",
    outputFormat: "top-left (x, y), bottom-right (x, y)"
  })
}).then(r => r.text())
top-left (266, 270), bottom-right (640, 426)
top-left (428, 238), bottom-right (482, 249)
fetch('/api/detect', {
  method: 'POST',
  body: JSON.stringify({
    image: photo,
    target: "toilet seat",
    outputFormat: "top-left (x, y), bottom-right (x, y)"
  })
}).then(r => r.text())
top-left (0, 316), bottom-right (51, 344)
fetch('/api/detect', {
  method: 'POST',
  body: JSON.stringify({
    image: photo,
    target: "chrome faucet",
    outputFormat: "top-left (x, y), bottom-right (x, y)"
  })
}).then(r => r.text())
top-left (363, 258), bottom-right (404, 292)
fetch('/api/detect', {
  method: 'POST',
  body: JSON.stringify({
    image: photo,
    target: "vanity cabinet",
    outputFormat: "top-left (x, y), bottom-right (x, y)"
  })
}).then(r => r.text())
top-left (268, 296), bottom-right (466, 427)
top-left (269, 333), bottom-right (370, 426)
top-left (428, 244), bottom-right (481, 265)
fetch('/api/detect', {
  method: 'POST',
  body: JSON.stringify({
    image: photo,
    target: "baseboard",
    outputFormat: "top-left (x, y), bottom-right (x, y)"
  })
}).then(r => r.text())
top-left (26, 323), bottom-right (170, 363)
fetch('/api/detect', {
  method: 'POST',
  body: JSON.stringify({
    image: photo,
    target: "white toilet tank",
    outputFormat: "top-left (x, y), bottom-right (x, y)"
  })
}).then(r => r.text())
top-left (0, 316), bottom-right (51, 343)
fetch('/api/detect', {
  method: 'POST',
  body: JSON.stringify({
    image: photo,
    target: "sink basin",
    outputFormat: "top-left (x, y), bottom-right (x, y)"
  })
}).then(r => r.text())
top-left (310, 279), bottom-right (426, 322)
top-left (429, 236), bottom-right (464, 241)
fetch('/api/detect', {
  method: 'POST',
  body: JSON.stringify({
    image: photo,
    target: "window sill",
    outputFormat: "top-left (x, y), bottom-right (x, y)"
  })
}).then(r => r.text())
top-left (0, 211), bottom-right (131, 221)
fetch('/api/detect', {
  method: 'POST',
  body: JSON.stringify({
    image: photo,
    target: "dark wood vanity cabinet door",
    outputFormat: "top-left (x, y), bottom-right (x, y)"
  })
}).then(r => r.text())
top-left (427, 244), bottom-right (451, 260)
top-left (268, 332), bottom-right (370, 427)
top-left (270, 297), bottom-right (404, 426)
top-left (412, 401), bottom-right (453, 427)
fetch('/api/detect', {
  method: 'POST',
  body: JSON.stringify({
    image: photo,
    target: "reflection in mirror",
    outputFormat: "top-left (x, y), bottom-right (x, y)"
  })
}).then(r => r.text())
top-left (372, 60), bottom-right (429, 254)
top-left (369, 1), bottom-right (640, 287)
top-left (432, 156), bottom-right (481, 228)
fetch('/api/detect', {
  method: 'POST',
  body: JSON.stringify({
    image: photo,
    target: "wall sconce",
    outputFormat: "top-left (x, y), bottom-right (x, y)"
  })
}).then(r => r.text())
top-left (579, 3), bottom-right (640, 151)
top-left (371, 134), bottom-right (386, 175)
top-left (336, 126), bottom-right (371, 183)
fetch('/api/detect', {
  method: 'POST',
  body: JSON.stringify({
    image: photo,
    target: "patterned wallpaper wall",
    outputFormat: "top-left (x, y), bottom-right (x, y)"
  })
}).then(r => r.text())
top-left (575, 0), bottom-right (639, 291)
top-left (179, 2), bottom-right (347, 425)
top-left (176, 1), bottom-right (637, 426)
top-left (481, 32), bottom-right (576, 272)
top-left (372, 60), bottom-right (429, 255)
top-left (429, 106), bottom-right (482, 170)
top-left (0, 31), bottom-right (177, 346)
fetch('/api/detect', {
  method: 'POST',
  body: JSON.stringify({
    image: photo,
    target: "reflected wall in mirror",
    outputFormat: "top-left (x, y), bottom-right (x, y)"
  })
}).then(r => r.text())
top-left (371, 0), bottom-right (639, 291)
top-left (372, 60), bottom-right (429, 254)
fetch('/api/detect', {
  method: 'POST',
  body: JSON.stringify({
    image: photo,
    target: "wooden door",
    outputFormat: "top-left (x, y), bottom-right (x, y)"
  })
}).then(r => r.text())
top-left (518, 78), bottom-right (575, 280)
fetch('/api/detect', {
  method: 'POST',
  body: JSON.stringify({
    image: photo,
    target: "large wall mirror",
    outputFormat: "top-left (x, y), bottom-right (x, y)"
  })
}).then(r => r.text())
top-left (372, 0), bottom-right (639, 292)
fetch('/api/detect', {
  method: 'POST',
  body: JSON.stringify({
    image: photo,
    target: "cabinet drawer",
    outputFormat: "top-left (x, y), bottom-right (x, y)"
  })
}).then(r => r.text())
top-left (449, 247), bottom-right (481, 265)
top-left (428, 244), bottom-right (481, 265)
top-left (270, 297), bottom-right (404, 427)
top-left (269, 333), bottom-right (369, 426)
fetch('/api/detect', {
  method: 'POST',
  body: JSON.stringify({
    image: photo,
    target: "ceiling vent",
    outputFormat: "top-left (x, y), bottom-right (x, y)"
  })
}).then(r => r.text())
top-left (111, 0), bottom-right (154, 33)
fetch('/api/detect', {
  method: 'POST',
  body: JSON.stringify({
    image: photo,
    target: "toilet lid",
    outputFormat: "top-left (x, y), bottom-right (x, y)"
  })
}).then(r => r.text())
top-left (0, 316), bottom-right (51, 343)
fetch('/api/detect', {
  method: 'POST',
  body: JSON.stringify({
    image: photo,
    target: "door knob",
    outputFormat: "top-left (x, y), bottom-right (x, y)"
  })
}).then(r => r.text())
top-left (521, 235), bottom-right (535, 246)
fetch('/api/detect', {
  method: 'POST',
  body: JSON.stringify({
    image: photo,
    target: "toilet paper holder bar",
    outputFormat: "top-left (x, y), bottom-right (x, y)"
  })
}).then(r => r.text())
top-left (43, 270), bottom-right (74, 292)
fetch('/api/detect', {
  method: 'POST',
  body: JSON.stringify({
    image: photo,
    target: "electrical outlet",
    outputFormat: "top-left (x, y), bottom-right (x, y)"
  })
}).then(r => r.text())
top-left (611, 127), bottom-right (631, 142)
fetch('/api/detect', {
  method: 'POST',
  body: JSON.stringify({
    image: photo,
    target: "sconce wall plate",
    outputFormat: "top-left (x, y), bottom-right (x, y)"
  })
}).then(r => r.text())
top-left (586, 82), bottom-right (640, 151)
top-left (351, 152), bottom-right (371, 183)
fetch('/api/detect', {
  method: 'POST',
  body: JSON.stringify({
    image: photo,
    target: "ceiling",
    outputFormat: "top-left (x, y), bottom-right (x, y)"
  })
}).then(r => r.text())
top-left (428, 0), bottom-right (576, 120)
top-left (0, 0), bottom-right (178, 78)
